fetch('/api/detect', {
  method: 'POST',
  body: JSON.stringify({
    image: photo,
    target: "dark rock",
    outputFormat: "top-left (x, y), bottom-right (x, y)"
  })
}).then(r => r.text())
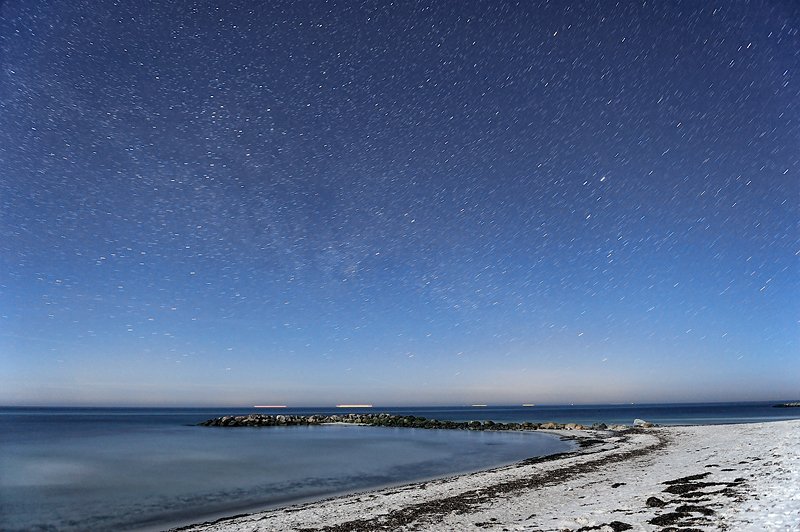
top-left (645, 496), bottom-right (667, 507)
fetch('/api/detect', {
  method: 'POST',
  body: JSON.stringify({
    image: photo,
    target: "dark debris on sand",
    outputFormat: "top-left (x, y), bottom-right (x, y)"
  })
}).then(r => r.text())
top-left (644, 468), bottom-right (747, 530)
top-left (294, 432), bottom-right (667, 532)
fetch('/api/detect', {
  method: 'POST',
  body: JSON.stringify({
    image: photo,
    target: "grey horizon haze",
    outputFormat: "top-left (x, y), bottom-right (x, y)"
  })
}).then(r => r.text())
top-left (1, 0), bottom-right (798, 407)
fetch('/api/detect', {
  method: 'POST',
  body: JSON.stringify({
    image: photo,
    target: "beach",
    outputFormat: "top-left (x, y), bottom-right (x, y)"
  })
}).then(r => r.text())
top-left (174, 419), bottom-right (800, 531)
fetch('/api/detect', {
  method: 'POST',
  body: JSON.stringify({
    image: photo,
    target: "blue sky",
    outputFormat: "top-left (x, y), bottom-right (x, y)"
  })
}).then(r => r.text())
top-left (1, 0), bottom-right (798, 406)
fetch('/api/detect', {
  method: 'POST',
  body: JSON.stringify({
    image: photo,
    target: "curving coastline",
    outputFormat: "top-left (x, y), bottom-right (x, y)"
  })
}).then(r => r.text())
top-left (177, 419), bottom-right (799, 531)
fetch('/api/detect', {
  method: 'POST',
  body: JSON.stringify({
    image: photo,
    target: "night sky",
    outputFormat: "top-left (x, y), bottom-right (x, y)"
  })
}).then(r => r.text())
top-left (1, 1), bottom-right (798, 406)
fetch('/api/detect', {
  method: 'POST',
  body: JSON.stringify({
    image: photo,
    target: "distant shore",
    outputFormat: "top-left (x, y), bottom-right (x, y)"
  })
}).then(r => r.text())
top-left (175, 419), bottom-right (799, 531)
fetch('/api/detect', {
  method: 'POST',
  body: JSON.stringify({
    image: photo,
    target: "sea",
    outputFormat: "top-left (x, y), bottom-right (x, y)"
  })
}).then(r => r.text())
top-left (1, 401), bottom-right (798, 531)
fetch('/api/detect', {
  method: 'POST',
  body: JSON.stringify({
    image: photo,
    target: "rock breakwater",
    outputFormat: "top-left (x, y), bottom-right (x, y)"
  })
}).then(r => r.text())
top-left (199, 413), bottom-right (620, 431)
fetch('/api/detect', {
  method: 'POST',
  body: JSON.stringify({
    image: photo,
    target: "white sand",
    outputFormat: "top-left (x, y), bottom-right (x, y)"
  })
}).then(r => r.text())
top-left (175, 419), bottom-right (800, 531)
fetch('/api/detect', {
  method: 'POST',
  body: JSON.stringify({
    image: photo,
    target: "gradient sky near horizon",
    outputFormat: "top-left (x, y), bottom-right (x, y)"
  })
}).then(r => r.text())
top-left (1, 1), bottom-right (798, 407)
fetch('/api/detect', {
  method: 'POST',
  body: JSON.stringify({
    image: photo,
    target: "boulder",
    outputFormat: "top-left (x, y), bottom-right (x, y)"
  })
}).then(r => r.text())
top-left (645, 496), bottom-right (666, 507)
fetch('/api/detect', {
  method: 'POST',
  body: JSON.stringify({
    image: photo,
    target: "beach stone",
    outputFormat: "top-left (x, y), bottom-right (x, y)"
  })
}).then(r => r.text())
top-left (646, 496), bottom-right (667, 507)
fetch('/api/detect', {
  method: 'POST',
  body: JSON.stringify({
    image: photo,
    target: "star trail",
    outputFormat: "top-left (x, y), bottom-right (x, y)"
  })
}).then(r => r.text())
top-left (1, 1), bottom-right (798, 406)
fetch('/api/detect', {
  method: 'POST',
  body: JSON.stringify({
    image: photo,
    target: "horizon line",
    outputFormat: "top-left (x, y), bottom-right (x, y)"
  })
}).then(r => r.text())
top-left (1, 399), bottom-right (795, 409)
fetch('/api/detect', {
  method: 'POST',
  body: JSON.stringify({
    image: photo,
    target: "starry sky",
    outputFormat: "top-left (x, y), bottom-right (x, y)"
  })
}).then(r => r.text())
top-left (1, 1), bottom-right (798, 407)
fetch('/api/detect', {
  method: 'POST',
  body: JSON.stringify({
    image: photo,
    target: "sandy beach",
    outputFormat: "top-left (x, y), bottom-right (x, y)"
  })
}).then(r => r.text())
top-left (173, 419), bottom-right (799, 532)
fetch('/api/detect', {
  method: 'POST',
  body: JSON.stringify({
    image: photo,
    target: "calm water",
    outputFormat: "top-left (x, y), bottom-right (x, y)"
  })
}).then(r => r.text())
top-left (1, 402), bottom-right (797, 531)
top-left (0, 407), bottom-right (569, 532)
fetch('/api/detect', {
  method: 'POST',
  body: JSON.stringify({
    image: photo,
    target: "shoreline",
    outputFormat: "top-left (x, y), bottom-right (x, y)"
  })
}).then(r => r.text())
top-left (171, 419), bottom-right (799, 531)
top-left (142, 428), bottom-right (574, 532)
